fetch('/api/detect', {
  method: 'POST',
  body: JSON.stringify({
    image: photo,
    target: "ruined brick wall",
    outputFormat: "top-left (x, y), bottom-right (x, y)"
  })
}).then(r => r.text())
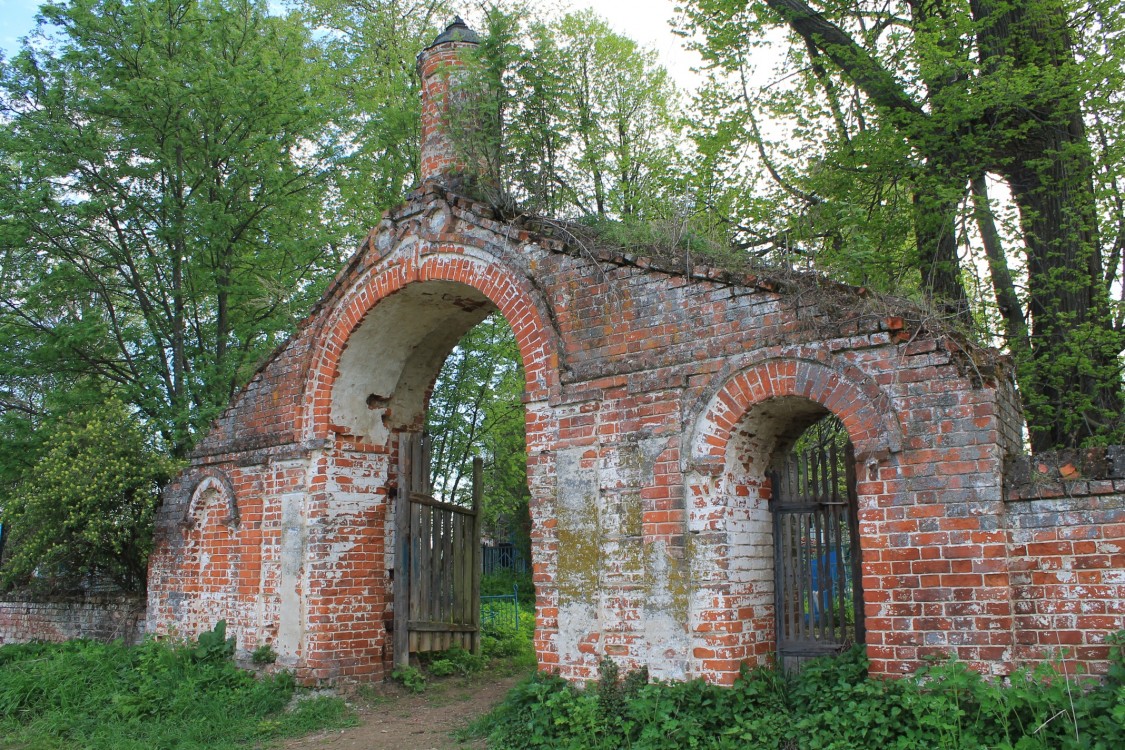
top-left (146, 180), bottom-right (1116, 685)
top-left (1004, 451), bottom-right (1125, 676)
top-left (144, 21), bottom-right (1123, 686)
top-left (0, 594), bottom-right (145, 645)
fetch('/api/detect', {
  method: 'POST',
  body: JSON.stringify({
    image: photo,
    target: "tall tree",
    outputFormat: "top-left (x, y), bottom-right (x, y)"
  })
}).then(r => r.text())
top-left (679, 0), bottom-right (1124, 450)
top-left (0, 0), bottom-right (340, 455)
top-left (449, 7), bottom-right (683, 223)
top-left (294, 0), bottom-right (452, 239)
top-left (425, 314), bottom-right (526, 539)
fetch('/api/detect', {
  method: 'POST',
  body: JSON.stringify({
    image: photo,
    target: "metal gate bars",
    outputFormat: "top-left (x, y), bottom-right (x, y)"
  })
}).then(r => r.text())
top-left (769, 442), bottom-right (865, 671)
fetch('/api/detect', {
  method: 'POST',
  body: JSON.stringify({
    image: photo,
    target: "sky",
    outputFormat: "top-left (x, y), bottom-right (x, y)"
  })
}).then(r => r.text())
top-left (0, 0), bottom-right (704, 91)
top-left (1, 0), bottom-right (40, 55)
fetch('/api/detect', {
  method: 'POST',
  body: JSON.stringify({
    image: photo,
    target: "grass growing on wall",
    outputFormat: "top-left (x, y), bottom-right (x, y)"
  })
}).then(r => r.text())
top-left (474, 635), bottom-right (1125, 750)
top-left (0, 624), bottom-right (352, 749)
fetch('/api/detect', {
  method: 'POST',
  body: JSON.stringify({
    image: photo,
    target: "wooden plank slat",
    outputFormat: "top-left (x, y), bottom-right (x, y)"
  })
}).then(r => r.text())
top-left (418, 503), bottom-right (432, 653)
top-left (443, 504), bottom-right (454, 632)
top-left (408, 621), bottom-right (479, 633)
top-left (421, 433), bottom-right (431, 496)
top-left (408, 492), bottom-right (478, 516)
top-left (393, 433), bottom-right (412, 670)
top-left (471, 457), bottom-right (483, 655)
top-left (429, 504), bottom-right (442, 650)
top-left (453, 511), bottom-right (465, 629)
top-left (409, 500), bottom-right (420, 622)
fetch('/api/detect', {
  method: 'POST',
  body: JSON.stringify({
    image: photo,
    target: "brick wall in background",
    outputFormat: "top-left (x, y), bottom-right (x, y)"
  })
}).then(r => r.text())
top-left (1005, 450), bottom-right (1125, 676)
top-left (0, 594), bottom-right (145, 645)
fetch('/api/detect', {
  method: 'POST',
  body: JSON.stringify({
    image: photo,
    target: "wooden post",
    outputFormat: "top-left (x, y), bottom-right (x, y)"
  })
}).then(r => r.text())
top-left (845, 443), bottom-right (865, 644)
top-left (393, 433), bottom-right (412, 670)
top-left (471, 457), bottom-right (483, 655)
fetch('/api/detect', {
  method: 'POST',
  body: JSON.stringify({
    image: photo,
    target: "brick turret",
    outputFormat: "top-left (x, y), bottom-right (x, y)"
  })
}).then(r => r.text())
top-left (417, 17), bottom-right (481, 183)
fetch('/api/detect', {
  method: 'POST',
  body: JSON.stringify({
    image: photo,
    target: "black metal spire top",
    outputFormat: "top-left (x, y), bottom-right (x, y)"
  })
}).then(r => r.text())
top-left (426, 16), bottom-right (481, 49)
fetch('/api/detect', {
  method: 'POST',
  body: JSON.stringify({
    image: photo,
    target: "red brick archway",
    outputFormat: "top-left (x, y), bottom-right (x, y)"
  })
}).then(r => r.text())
top-left (300, 246), bottom-right (561, 443)
top-left (691, 355), bottom-right (904, 469)
top-left (284, 241), bottom-right (565, 681)
top-left (685, 356), bottom-right (905, 683)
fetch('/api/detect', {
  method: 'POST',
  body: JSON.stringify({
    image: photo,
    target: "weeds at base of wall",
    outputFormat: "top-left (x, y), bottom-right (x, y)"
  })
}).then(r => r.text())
top-left (394, 606), bottom-right (538, 693)
top-left (471, 633), bottom-right (1125, 750)
top-left (0, 624), bottom-right (353, 749)
top-left (388, 570), bottom-right (534, 694)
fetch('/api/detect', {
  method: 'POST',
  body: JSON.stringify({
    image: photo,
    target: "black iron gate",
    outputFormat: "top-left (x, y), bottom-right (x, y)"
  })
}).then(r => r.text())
top-left (769, 442), bottom-right (865, 671)
top-left (393, 432), bottom-right (481, 668)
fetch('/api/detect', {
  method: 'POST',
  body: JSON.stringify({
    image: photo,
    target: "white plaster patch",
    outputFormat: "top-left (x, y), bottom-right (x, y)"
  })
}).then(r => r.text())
top-left (277, 491), bottom-right (307, 663)
top-left (558, 600), bottom-right (598, 665)
top-left (644, 541), bottom-right (690, 681)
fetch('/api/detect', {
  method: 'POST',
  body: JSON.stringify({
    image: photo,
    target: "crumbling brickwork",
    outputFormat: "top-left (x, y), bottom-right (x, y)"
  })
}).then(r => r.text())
top-left (1003, 450), bottom-right (1125, 675)
top-left (145, 20), bottom-right (1124, 685)
top-left (0, 594), bottom-right (145, 645)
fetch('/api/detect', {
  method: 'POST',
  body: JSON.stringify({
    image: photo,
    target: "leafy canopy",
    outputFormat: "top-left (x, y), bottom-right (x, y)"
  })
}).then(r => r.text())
top-left (0, 398), bottom-right (179, 591)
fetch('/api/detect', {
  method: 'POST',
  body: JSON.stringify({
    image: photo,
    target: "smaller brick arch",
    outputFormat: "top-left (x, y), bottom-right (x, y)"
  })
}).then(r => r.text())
top-left (684, 355), bottom-right (906, 682)
top-left (186, 469), bottom-right (239, 528)
top-left (689, 356), bottom-right (903, 471)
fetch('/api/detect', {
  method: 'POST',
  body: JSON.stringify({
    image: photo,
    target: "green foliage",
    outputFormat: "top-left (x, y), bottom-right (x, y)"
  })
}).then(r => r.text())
top-left (578, 214), bottom-right (732, 268)
top-left (426, 313), bottom-right (528, 542)
top-left (391, 665), bottom-right (428, 693)
top-left (251, 643), bottom-right (278, 665)
top-left (677, 0), bottom-right (1125, 450)
top-left (0, 398), bottom-right (179, 592)
top-left (193, 619), bottom-right (236, 663)
top-left (0, 0), bottom-right (343, 457)
top-left (479, 643), bottom-right (1125, 750)
top-left (424, 645), bottom-right (486, 677)
top-left (480, 607), bottom-right (535, 664)
top-left (480, 568), bottom-right (535, 605)
top-left (449, 7), bottom-right (685, 223)
top-left (292, 0), bottom-right (451, 236)
top-left (0, 636), bottom-right (351, 748)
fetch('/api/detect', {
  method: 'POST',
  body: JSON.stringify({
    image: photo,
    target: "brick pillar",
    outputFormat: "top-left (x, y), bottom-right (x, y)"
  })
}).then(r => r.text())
top-left (417, 17), bottom-right (480, 183)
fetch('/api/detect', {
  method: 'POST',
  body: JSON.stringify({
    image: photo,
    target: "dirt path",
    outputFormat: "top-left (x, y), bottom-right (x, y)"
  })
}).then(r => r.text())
top-left (279, 670), bottom-right (527, 750)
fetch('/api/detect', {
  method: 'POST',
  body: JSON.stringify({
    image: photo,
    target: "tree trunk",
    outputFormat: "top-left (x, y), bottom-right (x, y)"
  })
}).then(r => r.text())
top-left (1004, 140), bottom-right (1121, 451)
top-left (971, 174), bottom-right (1028, 351)
top-left (973, 0), bottom-right (1123, 450)
top-left (912, 163), bottom-right (971, 324)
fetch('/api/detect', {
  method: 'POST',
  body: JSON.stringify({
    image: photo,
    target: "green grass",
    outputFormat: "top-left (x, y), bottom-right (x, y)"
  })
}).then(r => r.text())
top-left (0, 633), bottom-right (353, 749)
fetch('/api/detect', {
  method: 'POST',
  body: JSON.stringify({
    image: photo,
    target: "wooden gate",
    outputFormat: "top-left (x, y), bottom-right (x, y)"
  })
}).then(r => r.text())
top-left (393, 432), bottom-right (481, 668)
top-left (769, 442), bottom-right (865, 671)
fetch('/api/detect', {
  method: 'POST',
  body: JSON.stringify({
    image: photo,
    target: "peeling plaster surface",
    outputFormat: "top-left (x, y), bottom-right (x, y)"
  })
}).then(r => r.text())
top-left (278, 489), bottom-right (308, 663)
top-left (331, 280), bottom-right (493, 444)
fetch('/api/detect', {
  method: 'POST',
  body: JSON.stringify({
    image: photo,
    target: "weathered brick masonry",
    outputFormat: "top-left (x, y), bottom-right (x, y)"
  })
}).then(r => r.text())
top-left (146, 20), bottom-right (1124, 684)
top-left (0, 594), bottom-right (145, 645)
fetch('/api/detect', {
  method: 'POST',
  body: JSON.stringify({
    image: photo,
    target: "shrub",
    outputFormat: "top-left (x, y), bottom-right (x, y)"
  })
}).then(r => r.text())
top-left (478, 636), bottom-right (1125, 750)
top-left (0, 398), bottom-right (179, 592)
top-left (425, 645), bottom-right (485, 677)
top-left (251, 643), bottom-right (278, 665)
top-left (391, 665), bottom-right (427, 693)
top-left (481, 607), bottom-right (535, 663)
